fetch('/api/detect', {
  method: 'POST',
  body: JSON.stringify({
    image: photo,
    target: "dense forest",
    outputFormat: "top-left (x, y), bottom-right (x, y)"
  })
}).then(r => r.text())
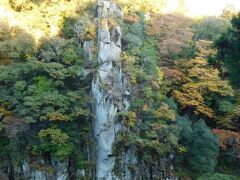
top-left (0, 0), bottom-right (239, 179)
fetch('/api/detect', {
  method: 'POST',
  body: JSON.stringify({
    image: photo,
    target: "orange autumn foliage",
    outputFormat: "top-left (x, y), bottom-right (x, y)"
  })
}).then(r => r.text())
top-left (172, 57), bottom-right (233, 118)
top-left (146, 14), bottom-right (194, 58)
top-left (162, 66), bottom-right (187, 85)
top-left (213, 129), bottom-right (240, 159)
top-left (170, 40), bottom-right (233, 118)
top-left (124, 13), bottom-right (140, 24)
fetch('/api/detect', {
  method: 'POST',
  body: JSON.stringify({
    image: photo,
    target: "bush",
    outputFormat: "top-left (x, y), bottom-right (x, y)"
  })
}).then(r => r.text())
top-left (197, 173), bottom-right (240, 180)
top-left (193, 17), bottom-right (230, 41)
top-left (176, 117), bottom-right (220, 174)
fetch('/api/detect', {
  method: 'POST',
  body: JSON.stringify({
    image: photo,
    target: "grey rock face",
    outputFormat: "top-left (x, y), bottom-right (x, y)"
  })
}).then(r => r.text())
top-left (19, 160), bottom-right (68, 180)
top-left (92, 0), bottom-right (127, 179)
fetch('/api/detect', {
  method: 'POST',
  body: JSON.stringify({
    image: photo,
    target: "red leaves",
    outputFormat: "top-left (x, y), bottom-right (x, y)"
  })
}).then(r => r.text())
top-left (213, 129), bottom-right (240, 159)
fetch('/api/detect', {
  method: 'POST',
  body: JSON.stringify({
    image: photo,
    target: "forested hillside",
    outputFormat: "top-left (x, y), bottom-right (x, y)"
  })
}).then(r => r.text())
top-left (0, 0), bottom-right (239, 179)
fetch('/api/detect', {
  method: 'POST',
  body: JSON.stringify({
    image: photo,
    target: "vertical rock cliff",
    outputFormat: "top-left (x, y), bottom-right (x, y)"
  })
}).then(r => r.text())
top-left (18, 160), bottom-right (68, 180)
top-left (91, 0), bottom-right (125, 179)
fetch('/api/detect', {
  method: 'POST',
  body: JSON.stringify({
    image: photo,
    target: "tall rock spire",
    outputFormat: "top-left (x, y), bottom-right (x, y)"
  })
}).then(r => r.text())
top-left (92, 0), bottom-right (125, 179)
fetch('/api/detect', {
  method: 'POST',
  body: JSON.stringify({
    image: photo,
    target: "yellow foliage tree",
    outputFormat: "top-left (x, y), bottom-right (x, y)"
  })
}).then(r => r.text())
top-left (173, 55), bottom-right (233, 118)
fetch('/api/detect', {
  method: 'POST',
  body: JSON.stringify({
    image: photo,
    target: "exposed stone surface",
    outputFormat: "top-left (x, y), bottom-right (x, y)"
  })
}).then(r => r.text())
top-left (92, 0), bottom-right (127, 179)
top-left (83, 41), bottom-right (94, 61)
top-left (19, 160), bottom-right (68, 180)
top-left (0, 169), bottom-right (8, 180)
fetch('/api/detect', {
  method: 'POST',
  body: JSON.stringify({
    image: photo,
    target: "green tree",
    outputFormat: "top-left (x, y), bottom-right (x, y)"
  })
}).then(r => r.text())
top-left (176, 117), bottom-right (220, 174)
top-left (193, 17), bottom-right (230, 41)
top-left (197, 173), bottom-right (240, 180)
top-left (215, 13), bottom-right (240, 88)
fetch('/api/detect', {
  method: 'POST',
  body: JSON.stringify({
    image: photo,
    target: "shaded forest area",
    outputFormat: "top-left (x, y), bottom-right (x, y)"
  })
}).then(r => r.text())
top-left (0, 0), bottom-right (239, 179)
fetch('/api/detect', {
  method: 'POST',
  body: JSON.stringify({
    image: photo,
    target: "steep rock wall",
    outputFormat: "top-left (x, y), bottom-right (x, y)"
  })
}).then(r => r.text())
top-left (91, 0), bottom-right (127, 179)
top-left (17, 160), bottom-right (68, 180)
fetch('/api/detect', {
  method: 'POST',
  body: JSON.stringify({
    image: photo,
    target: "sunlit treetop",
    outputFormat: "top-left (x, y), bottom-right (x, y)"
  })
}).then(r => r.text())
top-left (116, 0), bottom-right (167, 14)
top-left (0, 0), bottom-right (94, 43)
